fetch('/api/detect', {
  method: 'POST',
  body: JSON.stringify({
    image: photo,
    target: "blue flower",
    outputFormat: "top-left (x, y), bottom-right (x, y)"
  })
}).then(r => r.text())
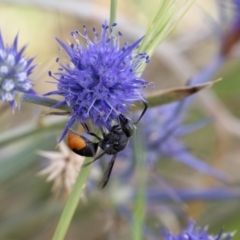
top-left (161, 220), bottom-right (233, 240)
top-left (45, 22), bottom-right (150, 141)
top-left (0, 31), bottom-right (35, 109)
top-left (118, 101), bottom-right (226, 183)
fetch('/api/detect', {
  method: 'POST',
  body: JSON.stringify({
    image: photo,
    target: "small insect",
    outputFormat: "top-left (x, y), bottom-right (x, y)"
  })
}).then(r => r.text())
top-left (67, 102), bottom-right (148, 188)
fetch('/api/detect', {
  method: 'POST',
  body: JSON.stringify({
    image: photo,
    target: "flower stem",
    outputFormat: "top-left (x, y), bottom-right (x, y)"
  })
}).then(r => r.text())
top-left (52, 162), bottom-right (92, 240)
top-left (132, 130), bottom-right (146, 240)
top-left (22, 93), bottom-right (70, 111)
top-left (110, 0), bottom-right (118, 26)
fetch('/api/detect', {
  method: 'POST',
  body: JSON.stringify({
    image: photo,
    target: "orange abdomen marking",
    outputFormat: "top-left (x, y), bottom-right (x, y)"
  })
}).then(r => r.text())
top-left (67, 130), bottom-right (86, 151)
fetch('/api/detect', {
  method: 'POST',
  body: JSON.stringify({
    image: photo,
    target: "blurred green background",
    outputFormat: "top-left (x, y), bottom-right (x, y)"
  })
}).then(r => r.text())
top-left (0, 0), bottom-right (240, 239)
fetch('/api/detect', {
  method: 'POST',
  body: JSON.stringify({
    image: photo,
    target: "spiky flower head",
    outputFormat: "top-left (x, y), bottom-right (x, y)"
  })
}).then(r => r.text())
top-left (161, 220), bottom-right (234, 240)
top-left (0, 31), bottom-right (35, 109)
top-left (45, 22), bottom-right (150, 141)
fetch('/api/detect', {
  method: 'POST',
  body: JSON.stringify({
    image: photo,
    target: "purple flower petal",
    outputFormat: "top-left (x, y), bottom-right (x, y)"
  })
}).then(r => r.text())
top-left (163, 139), bottom-right (227, 182)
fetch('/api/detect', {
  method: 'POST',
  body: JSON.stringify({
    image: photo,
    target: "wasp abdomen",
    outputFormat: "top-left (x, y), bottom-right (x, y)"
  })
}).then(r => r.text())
top-left (67, 130), bottom-right (99, 157)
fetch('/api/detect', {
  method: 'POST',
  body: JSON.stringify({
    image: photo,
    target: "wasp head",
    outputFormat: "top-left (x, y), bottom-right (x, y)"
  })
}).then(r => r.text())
top-left (118, 114), bottom-right (136, 137)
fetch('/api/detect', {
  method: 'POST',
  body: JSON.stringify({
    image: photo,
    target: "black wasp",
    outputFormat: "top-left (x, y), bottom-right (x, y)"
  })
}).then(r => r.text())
top-left (67, 102), bottom-right (148, 188)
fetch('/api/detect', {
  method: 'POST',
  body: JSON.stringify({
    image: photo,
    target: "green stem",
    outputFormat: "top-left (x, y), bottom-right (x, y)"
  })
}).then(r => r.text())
top-left (109, 0), bottom-right (118, 26)
top-left (132, 131), bottom-right (146, 240)
top-left (52, 163), bottom-right (92, 240)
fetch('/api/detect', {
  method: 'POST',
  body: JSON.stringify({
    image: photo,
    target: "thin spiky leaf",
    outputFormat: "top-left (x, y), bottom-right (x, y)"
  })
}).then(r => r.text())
top-left (146, 78), bottom-right (221, 107)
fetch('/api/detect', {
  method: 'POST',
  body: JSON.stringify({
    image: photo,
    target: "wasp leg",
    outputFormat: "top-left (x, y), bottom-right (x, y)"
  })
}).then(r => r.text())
top-left (81, 122), bottom-right (102, 141)
top-left (82, 145), bottom-right (113, 167)
top-left (134, 101), bottom-right (148, 124)
top-left (98, 125), bottom-right (108, 137)
top-left (99, 153), bottom-right (117, 188)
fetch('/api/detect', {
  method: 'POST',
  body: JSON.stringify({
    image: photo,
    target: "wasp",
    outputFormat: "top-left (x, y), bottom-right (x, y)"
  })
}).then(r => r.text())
top-left (67, 102), bottom-right (148, 188)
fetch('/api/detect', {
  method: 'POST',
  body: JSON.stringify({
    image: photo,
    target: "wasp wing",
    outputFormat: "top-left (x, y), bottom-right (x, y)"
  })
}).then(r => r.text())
top-left (99, 154), bottom-right (117, 188)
